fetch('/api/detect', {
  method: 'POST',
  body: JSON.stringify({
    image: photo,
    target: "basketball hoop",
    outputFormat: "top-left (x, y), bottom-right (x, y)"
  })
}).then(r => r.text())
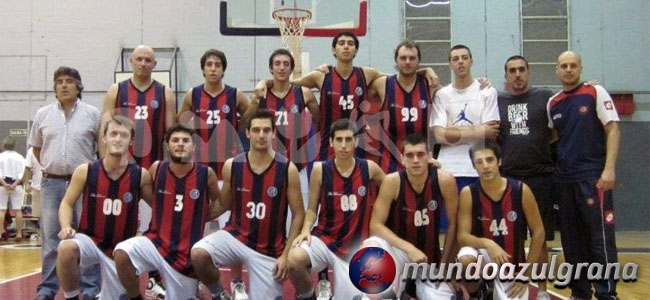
top-left (272, 8), bottom-right (312, 77)
top-left (272, 8), bottom-right (312, 50)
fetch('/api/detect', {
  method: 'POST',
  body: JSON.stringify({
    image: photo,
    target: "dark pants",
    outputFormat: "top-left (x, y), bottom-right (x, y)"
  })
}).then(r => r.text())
top-left (515, 173), bottom-right (555, 240)
top-left (557, 180), bottom-right (618, 300)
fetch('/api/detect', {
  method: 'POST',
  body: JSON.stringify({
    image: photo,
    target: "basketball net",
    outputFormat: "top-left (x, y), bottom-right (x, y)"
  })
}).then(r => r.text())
top-left (272, 8), bottom-right (312, 78)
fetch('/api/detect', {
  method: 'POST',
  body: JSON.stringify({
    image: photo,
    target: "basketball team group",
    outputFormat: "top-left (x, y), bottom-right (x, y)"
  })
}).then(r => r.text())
top-left (13, 30), bottom-right (619, 300)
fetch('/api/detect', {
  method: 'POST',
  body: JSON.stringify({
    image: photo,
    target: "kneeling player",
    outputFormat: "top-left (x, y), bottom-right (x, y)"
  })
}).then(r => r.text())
top-left (457, 140), bottom-right (545, 300)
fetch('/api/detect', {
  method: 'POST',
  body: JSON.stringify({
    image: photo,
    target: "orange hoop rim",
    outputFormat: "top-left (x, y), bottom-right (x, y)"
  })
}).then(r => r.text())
top-left (272, 8), bottom-right (312, 22)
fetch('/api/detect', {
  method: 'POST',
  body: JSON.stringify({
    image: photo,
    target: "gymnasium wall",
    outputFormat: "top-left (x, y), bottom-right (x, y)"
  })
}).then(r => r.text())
top-left (0, 0), bottom-right (647, 229)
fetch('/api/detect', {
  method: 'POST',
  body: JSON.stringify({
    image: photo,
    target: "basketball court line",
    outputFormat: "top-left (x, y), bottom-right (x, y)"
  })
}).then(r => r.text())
top-left (0, 270), bottom-right (40, 284)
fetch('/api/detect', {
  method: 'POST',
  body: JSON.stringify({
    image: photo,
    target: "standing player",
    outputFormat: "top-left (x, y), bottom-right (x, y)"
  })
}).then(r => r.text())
top-left (457, 140), bottom-right (545, 300)
top-left (548, 51), bottom-right (620, 300)
top-left (429, 44), bottom-right (499, 234)
top-left (369, 40), bottom-right (436, 172)
top-left (102, 44), bottom-right (177, 167)
top-left (191, 109), bottom-right (305, 300)
top-left (497, 55), bottom-right (554, 299)
top-left (244, 48), bottom-right (319, 172)
top-left (360, 134), bottom-right (459, 299)
top-left (430, 44), bottom-right (500, 188)
top-left (56, 116), bottom-right (154, 300)
top-left (114, 124), bottom-right (220, 300)
top-left (288, 118), bottom-right (385, 300)
top-left (178, 48), bottom-right (250, 180)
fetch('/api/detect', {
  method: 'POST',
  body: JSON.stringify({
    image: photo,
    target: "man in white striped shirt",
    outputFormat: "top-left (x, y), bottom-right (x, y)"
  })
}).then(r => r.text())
top-left (28, 66), bottom-right (102, 300)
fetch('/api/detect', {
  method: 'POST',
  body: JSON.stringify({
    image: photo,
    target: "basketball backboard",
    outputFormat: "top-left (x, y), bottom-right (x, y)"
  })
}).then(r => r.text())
top-left (219, 0), bottom-right (367, 37)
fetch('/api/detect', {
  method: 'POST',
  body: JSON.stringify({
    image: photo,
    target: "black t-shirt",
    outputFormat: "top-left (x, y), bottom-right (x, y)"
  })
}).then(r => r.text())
top-left (497, 87), bottom-right (554, 177)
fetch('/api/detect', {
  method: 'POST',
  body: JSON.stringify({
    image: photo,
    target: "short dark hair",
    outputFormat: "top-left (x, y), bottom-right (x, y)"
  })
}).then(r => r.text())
top-left (394, 39), bottom-right (421, 62)
top-left (269, 48), bottom-right (295, 71)
top-left (504, 55), bottom-right (529, 72)
top-left (332, 31), bottom-right (359, 50)
top-left (469, 139), bottom-right (501, 162)
top-left (164, 124), bottom-right (195, 144)
top-left (247, 109), bottom-right (276, 131)
top-left (449, 44), bottom-right (472, 61)
top-left (329, 118), bottom-right (358, 140)
top-left (400, 134), bottom-right (428, 152)
top-left (103, 115), bottom-right (135, 140)
top-left (53, 66), bottom-right (84, 99)
top-left (200, 49), bottom-right (227, 71)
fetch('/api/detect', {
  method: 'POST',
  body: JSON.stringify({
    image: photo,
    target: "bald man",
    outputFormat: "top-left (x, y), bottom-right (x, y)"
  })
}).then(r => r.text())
top-left (102, 45), bottom-right (176, 167)
top-left (547, 51), bottom-right (620, 300)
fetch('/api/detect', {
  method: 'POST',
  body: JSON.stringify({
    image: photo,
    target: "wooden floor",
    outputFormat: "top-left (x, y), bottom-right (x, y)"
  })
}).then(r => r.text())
top-left (0, 231), bottom-right (648, 299)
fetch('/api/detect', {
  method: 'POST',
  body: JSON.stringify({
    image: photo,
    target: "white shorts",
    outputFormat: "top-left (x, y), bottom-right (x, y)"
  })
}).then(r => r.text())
top-left (59, 233), bottom-right (124, 300)
top-left (363, 236), bottom-right (455, 300)
top-left (114, 236), bottom-right (199, 300)
top-left (297, 236), bottom-right (359, 300)
top-left (193, 230), bottom-right (283, 300)
top-left (0, 185), bottom-right (24, 210)
top-left (457, 247), bottom-right (529, 300)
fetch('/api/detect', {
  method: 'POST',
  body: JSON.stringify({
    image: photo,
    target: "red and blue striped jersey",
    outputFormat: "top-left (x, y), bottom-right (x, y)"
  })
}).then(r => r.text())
top-left (386, 166), bottom-right (444, 264)
top-left (224, 152), bottom-right (290, 258)
top-left (376, 74), bottom-right (431, 172)
top-left (260, 85), bottom-right (317, 169)
top-left (317, 66), bottom-right (368, 161)
top-left (145, 162), bottom-right (210, 275)
top-left (469, 178), bottom-right (527, 265)
top-left (191, 84), bottom-right (243, 179)
top-left (115, 79), bottom-right (167, 168)
top-left (79, 160), bottom-right (141, 258)
top-left (312, 158), bottom-right (375, 260)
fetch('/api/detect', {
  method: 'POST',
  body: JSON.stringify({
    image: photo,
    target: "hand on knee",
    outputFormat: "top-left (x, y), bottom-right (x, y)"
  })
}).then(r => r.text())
top-left (57, 240), bottom-right (80, 263)
top-left (287, 247), bottom-right (310, 271)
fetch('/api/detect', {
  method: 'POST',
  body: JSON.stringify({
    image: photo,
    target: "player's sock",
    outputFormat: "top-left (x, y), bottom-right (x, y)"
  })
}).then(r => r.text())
top-left (207, 282), bottom-right (226, 294)
top-left (63, 289), bottom-right (80, 299)
top-left (318, 268), bottom-right (328, 280)
top-left (297, 289), bottom-right (316, 300)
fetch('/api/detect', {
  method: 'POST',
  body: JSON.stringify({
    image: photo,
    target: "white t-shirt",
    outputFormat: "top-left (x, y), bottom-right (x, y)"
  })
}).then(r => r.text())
top-left (0, 150), bottom-right (26, 184)
top-left (430, 79), bottom-right (500, 177)
top-left (25, 147), bottom-right (43, 190)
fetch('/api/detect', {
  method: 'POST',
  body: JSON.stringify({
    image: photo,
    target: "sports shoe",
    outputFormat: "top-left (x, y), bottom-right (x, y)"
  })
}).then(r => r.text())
top-left (316, 279), bottom-right (332, 300)
top-left (536, 291), bottom-right (551, 300)
top-left (145, 277), bottom-right (166, 299)
top-left (230, 280), bottom-right (249, 300)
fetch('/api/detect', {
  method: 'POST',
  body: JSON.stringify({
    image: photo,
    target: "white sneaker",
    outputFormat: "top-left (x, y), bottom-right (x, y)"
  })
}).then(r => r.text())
top-left (145, 277), bottom-right (166, 300)
top-left (536, 291), bottom-right (551, 300)
top-left (230, 280), bottom-right (249, 300)
top-left (316, 280), bottom-right (332, 300)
